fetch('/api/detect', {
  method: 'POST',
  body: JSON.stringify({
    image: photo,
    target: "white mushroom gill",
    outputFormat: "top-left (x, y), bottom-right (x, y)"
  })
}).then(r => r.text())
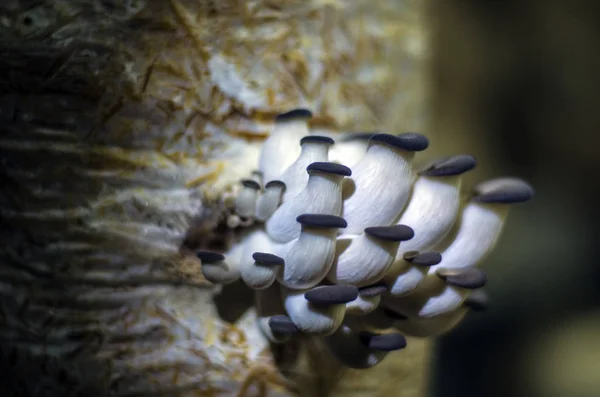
top-left (203, 109), bottom-right (534, 368)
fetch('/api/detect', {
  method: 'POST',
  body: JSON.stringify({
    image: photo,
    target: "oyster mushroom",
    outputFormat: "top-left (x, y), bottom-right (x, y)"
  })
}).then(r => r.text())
top-left (343, 133), bottom-right (430, 234)
top-left (266, 162), bottom-right (351, 243)
top-left (282, 284), bottom-right (358, 336)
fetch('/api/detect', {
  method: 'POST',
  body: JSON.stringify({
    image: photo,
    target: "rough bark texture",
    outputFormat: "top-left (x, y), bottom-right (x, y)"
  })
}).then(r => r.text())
top-left (0, 1), bottom-right (431, 396)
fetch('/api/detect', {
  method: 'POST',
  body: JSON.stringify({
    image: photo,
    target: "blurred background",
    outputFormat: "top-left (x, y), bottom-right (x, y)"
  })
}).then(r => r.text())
top-left (428, 0), bottom-right (600, 396)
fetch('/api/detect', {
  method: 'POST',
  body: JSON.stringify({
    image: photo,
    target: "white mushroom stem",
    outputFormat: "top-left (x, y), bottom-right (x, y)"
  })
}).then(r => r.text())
top-left (259, 109), bottom-right (313, 183)
top-left (266, 162), bottom-right (350, 243)
top-left (324, 323), bottom-right (407, 369)
top-left (327, 225), bottom-right (414, 287)
top-left (235, 179), bottom-right (261, 218)
top-left (384, 251), bottom-right (442, 296)
top-left (239, 230), bottom-right (282, 290)
top-left (343, 133), bottom-right (429, 234)
top-left (197, 251), bottom-right (240, 285)
top-left (256, 284), bottom-right (296, 343)
top-left (385, 305), bottom-right (470, 338)
top-left (279, 214), bottom-right (347, 290)
top-left (279, 136), bottom-right (334, 201)
top-left (282, 285), bottom-right (358, 336)
top-left (254, 180), bottom-right (286, 222)
top-left (328, 133), bottom-right (373, 168)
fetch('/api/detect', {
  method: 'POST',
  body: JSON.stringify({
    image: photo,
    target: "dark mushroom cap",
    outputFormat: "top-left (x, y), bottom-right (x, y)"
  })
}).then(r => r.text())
top-left (300, 135), bottom-right (335, 145)
top-left (358, 284), bottom-right (388, 298)
top-left (403, 251), bottom-right (442, 266)
top-left (195, 250), bottom-right (226, 264)
top-left (359, 332), bottom-right (407, 351)
top-left (265, 180), bottom-right (286, 190)
top-left (472, 177), bottom-right (534, 204)
top-left (268, 315), bottom-right (299, 334)
top-left (275, 108), bottom-right (313, 122)
top-left (420, 155), bottom-right (477, 177)
top-left (241, 179), bottom-right (261, 190)
top-left (369, 132), bottom-right (429, 152)
top-left (252, 252), bottom-right (284, 266)
top-left (436, 267), bottom-right (488, 289)
top-left (304, 285), bottom-right (359, 305)
top-left (306, 161), bottom-right (352, 177)
top-left (364, 224), bottom-right (414, 242)
top-left (296, 214), bottom-right (348, 229)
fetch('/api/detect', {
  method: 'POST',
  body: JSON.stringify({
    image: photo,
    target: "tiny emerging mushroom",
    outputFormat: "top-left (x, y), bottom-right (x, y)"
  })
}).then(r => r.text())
top-left (343, 133), bottom-right (429, 234)
top-left (259, 108), bottom-right (313, 183)
top-left (279, 214), bottom-right (348, 289)
top-left (266, 162), bottom-right (351, 243)
top-left (235, 179), bottom-right (261, 218)
top-left (255, 180), bottom-right (286, 222)
top-left (282, 284), bottom-right (359, 336)
top-left (196, 250), bottom-right (240, 285)
top-left (279, 135), bottom-right (335, 201)
top-left (327, 224), bottom-right (415, 287)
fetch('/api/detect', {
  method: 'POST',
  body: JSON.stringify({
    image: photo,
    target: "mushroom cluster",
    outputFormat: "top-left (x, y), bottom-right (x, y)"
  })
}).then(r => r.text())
top-left (197, 109), bottom-right (534, 370)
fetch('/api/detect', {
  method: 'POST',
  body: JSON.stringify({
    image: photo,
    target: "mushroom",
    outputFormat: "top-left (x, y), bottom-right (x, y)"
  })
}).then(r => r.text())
top-left (343, 133), bottom-right (429, 234)
top-left (279, 135), bottom-right (335, 201)
top-left (259, 108), bottom-right (313, 183)
top-left (254, 180), bottom-right (286, 222)
top-left (393, 154), bottom-right (477, 253)
top-left (279, 214), bottom-right (348, 289)
top-left (234, 179), bottom-right (261, 218)
top-left (384, 251), bottom-right (442, 296)
top-left (239, 230), bottom-right (284, 290)
top-left (327, 224), bottom-right (415, 287)
top-left (266, 162), bottom-right (351, 243)
top-left (417, 267), bottom-right (488, 318)
top-left (256, 283), bottom-right (298, 343)
top-left (328, 132), bottom-right (375, 168)
top-left (282, 284), bottom-right (358, 336)
top-left (325, 323), bottom-right (407, 369)
top-left (345, 285), bottom-right (388, 316)
top-left (196, 250), bottom-right (240, 285)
